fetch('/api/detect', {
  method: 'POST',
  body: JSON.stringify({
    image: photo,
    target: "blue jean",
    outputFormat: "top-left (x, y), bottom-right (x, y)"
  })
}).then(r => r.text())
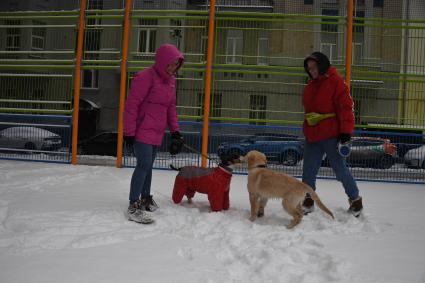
top-left (129, 141), bottom-right (158, 204)
top-left (302, 138), bottom-right (359, 200)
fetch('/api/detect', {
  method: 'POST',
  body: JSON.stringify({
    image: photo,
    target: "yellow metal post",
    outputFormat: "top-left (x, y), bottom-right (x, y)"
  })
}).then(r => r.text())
top-left (71, 0), bottom-right (87, 165)
top-left (201, 0), bottom-right (216, 168)
top-left (116, 0), bottom-right (133, 168)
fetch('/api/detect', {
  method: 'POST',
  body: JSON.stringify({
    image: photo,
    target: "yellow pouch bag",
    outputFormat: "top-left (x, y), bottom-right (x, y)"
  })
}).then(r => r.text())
top-left (305, 112), bottom-right (336, 126)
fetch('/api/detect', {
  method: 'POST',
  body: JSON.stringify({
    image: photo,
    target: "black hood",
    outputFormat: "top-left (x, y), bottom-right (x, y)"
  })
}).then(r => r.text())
top-left (303, 52), bottom-right (331, 78)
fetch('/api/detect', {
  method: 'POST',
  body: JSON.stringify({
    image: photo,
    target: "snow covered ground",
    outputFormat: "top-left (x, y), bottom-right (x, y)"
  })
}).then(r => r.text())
top-left (0, 159), bottom-right (424, 283)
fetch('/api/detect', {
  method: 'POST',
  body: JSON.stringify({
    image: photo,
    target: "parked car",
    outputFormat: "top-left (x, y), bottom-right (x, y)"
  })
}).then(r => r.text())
top-left (0, 126), bottom-right (62, 151)
top-left (78, 131), bottom-right (119, 156)
top-left (322, 137), bottom-right (397, 169)
top-left (217, 135), bottom-right (304, 166)
top-left (404, 145), bottom-right (425, 169)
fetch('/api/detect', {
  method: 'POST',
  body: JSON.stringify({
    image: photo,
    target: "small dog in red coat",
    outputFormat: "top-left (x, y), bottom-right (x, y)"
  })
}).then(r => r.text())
top-left (170, 153), bottom-right (241, 212)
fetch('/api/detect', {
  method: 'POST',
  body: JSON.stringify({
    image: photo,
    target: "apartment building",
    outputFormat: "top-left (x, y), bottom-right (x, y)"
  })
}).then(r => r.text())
top-left (1, 0), bottom-right (424, 133)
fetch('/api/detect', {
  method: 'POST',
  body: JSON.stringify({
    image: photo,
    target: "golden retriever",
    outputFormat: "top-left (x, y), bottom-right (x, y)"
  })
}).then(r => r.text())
top-left (243, 150), bottom-right (334, 229)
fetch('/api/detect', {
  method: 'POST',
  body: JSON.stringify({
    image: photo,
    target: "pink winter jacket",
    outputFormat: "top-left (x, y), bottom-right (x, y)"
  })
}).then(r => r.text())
top-left (124, 44), bottom-right (184, 145)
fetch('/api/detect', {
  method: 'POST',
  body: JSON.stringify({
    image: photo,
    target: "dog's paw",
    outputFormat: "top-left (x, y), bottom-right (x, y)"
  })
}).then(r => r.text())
top-left (257, 210), bottom-right (264, 218)
top-left (249, 215), bottom-right (257, 222)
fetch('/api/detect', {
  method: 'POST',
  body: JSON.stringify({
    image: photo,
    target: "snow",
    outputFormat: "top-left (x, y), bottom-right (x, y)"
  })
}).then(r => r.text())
top-left (1, 159), bottom-right (425, 283)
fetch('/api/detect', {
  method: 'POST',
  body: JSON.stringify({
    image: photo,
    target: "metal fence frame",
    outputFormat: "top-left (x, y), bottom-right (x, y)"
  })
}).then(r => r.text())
top-left (0, 0), bottom-right (424, 183)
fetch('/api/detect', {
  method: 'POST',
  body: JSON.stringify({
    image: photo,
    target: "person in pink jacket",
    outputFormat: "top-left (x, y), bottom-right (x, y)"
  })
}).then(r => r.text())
top-left (124, 44), bottom-right (184, 224)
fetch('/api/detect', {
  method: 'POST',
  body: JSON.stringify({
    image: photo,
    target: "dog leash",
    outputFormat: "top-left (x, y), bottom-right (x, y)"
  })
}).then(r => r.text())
top-left (182, 143), bottom-right (218, 163)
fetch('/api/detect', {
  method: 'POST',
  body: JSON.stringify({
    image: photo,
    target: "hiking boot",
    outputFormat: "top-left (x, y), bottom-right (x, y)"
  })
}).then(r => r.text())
top-left (302, 196), bottom-right (315, 215)
top-left (348, 197), bottom-right (363, 217)
top-left (140, 195), bottom-right (159, 212)
top-left (127, 202), bottom-right (154, 224)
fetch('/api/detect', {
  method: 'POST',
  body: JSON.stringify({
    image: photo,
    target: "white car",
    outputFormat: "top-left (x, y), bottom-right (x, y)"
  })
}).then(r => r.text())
top-left (404, 145), bottom-right (425, 169)
top-left (0, 126), bottom-right (62, 151)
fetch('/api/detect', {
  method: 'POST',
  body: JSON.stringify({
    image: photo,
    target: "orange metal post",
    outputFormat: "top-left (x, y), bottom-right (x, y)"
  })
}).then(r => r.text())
top-left (201, 0), bottom-right (216, 168)
top-left (345, 0), bottom-right (354, 89)
top-left (71, 0), bottom-right (87, 165)
top-left (116, 0), bottom-right (133, 168)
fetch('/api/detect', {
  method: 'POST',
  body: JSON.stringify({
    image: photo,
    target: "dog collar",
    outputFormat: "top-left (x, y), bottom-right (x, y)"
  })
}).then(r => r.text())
top-left (256, 164), bottom-right (267, 168)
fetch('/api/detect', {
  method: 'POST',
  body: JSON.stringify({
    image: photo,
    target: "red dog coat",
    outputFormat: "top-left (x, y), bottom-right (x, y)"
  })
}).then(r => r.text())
top-left (172, 166), bottom-right (233, 211)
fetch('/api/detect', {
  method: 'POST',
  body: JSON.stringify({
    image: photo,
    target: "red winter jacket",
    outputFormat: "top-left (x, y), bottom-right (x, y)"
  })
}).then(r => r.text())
top-left (303, 67), bottom-right (355, 143)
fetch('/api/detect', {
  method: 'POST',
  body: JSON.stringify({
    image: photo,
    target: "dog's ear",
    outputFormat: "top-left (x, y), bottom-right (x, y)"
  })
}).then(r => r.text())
top-left (242, 151), bottom-right (251, 165)
top-left (260, 152), bottom-right (267, 162)
top-left (230, 153), bottom-right (242, 164)
top-left (219, 153), bottom-right (231, 165)
top-left (230, 153), bottom-right (240, 160)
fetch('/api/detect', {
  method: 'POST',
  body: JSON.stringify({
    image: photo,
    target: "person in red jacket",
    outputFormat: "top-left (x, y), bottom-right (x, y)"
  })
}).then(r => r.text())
top-left (301, 52), bottom-right (363, 217)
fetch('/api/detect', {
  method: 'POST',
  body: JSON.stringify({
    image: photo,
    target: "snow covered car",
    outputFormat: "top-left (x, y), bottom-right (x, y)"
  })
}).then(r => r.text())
top-left (404, 145), bottom-right (425, 169)
top-left (0, 126), bottom-right (62, 151)
top-left (217, 134), bottom-right (304, 166)
top-left (322, 137), bottom-right (397, 169)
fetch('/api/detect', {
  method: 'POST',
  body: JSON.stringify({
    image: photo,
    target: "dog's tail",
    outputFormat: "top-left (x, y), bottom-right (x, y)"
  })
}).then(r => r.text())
top-left (303, 184), bottom-right (334, 219)
top-left (169, 164), bottom-right (181, 171)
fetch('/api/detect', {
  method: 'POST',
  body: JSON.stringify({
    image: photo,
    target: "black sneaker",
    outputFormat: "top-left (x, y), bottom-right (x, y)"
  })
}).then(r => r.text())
top-left (348, 197), bottom-right (363, 217)
top-left (140, 195), bottom-right (159, 212)
top-left (302, 196), bottom-right (315, 215)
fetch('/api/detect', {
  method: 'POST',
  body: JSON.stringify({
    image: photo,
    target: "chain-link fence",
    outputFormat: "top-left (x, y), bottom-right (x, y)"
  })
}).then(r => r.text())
top-left (0, 0), bottom-right (424, 182)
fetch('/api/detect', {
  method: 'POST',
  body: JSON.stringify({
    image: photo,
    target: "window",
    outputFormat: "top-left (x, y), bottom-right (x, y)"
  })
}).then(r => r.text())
top-left (188, 0), bottom-right (207, 4)
top-left (353, 11), bottom-right (365, 33)
top-left (197, 92), bottom-right (222, 122)
top-left (304, 0), bottom-right (313, 4)
top-left (31, 21), bottom-right (46, 55)
top-left (257, 31), bottom-right (269, 66)
top-left (373, 0), bottom-right (383, 8)
top-left (249, 95), bottom-right (267, 125)
top-left (85, 0), bottom-right (102, 53)
top-left (170, 19), bottom-right (182, 49)
top-left (138, 30), bottom-right (156, 53)
top-left (87, 0), bottom-right (103, 10)
top-left (322, 9), bottom-right (338, 33)
top-left (85, 18), bottom-right (101, 51)
top-left (200, 35), bottom-right (208, 62)
top-left (320, 43), bottom-right (336, 63)
top-left (81, 69), bottom-right (99, 89)
top-left (6, 20), bottom-right (21, 51)
top-left (138, 19), bottom-right (157, 54)
top-left (226, 30), bottom-right (243, 64)
top-left (211, 93), bottom-right (222, 121)
top-left (353, 42), bottom-right (363, 65)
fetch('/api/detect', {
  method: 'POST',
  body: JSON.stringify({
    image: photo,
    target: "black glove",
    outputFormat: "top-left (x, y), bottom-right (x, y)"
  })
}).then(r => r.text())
top-left (169, 131), bottom-right (184, 155)
top-left (171, 131), bottom-right (183, 140)
top-left (338, 133), bottom-right (351, 144)
top-left (124, 136), bottom-right (135, 147)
